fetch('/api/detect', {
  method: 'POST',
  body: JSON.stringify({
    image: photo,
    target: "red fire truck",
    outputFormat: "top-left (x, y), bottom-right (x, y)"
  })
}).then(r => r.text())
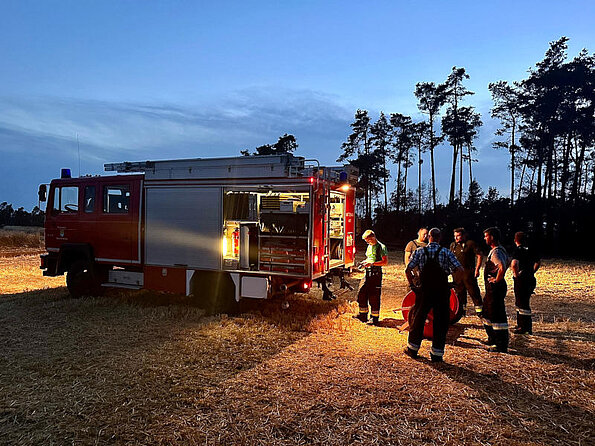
top-left (39, 154), bottom-right (357, 313)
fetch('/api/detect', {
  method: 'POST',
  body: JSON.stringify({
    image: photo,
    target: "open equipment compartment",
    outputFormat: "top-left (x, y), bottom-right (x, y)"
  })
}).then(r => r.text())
top-left (329, 191), bottom-right (346, 268)
top-left (258, 191), bottom-right (310, 276)
top-left (222, 188), bottom-right (312, 277)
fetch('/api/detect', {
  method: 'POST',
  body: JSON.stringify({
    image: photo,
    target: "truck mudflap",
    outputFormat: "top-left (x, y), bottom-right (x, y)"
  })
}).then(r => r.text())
top-left (40, 253), bottom-right (59, 276)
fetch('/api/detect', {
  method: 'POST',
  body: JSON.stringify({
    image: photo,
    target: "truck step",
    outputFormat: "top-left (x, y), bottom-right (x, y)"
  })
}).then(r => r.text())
top-left (101, 283), bottom-right (142, 290)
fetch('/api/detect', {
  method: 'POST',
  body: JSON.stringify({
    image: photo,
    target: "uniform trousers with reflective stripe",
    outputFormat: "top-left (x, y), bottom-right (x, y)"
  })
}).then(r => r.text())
top-left (408, 283), bottom-right (450, 357)
top-left (357, 269), bottom-right (382, 317)
top-left (454, 268), bottom-right (483, 314)
top-left (514, 274), bottom-right (536, 332)
top-left (483, 279), bottom-right (509, 351)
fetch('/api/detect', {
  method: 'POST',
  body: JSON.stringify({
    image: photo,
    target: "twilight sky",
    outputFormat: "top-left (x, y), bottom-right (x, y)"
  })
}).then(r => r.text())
top-left (1, 0), bottom-right (593, 210)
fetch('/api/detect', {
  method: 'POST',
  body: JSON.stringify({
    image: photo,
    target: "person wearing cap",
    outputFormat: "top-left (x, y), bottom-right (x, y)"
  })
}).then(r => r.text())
top-left (404, 228), bottom-right (463, 362)
top-left (449, 227), bottom-right (484, 319)
top-left (511, 231), bottom-right (541, 335)
top-left (482, 227), bottom-right (511, 353)
top-left (354, 230), bottom-right (388, 326)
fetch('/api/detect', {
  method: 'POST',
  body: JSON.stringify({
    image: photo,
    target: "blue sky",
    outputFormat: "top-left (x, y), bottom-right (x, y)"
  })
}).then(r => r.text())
top-left (1, 0), bottom-right (594, 210)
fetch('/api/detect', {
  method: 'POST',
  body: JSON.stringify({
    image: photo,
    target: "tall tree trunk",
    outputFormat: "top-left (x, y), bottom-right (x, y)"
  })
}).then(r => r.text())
top-left (590, 161), bottom-right (594, 197)
top-left (510, 122), bottom-right (516, 207)
top-left (429, 113), bottom-right (437, 213)
top-left (571, 139), bottom-right (587, 203)
top-left (536, 153), bottom-right (543, 199)
top-left (518, 160), bottom-right (526, 202)
top-left (396, 160), bottom-right (403, 213)
top-left (552, 143), bottom-right (558, 198)
top-left (364, 171), bottom-right (370, 224)
top-left (546, 142), bottom-right (554, 200)
top-left (459, 143), bottom-right (463, 203)
top-left (560, 133), bottom-right (571, 202)
top-left (404, 150), bottom-right (409, 210)
top-left (467, 145), bottom-right (473, 185)
top-left (383, 155), bottom-right (388, 212)
top-left (449, 144), bottom-right (457, 204)
top-left (418, 144), bottom-right (422, 212)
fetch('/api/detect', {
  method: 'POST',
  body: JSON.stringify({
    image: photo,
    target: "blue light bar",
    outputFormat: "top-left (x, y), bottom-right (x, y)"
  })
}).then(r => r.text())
top-left (61, 168), bottom-right (72, 179)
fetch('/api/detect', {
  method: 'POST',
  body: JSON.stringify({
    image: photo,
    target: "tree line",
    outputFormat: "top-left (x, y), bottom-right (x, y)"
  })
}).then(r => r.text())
top-left (337, 37), bottom-right (594, 258)
top-left (5, 36), bottom-right (593, 258)
top-left (0, 202), bottom-right (44, 227)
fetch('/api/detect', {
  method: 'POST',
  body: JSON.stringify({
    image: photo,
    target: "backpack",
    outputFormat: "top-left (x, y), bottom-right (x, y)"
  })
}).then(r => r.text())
top-left (420, 247), bottom-right (448, 287)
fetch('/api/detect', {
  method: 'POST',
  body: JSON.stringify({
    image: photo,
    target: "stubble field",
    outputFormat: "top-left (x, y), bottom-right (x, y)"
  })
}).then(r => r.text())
top-left (0, 251), bottom-right (594, 445)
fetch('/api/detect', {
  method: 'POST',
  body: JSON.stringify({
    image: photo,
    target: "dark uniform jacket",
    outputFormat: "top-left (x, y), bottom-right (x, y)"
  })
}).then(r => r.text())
top-left (449, 239), bottom-right (481, 270)
top-left (512, 245), bottom-right (539, 278)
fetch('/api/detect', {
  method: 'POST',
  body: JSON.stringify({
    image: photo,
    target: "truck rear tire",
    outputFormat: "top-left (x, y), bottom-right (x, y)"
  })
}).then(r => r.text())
top-left (190, 271), bottom-right (238, 315)
top-left (66, 259), bottom-right (103, 298)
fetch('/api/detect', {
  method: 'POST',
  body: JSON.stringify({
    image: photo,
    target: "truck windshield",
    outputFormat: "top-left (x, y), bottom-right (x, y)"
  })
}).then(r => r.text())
top-left (52, 186), bottom-right (79, 213)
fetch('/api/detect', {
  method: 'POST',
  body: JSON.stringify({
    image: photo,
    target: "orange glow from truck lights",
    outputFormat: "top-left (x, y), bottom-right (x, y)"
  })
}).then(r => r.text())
top-left (340, 184), bottom-right (350, 192)
top-left (303, 281), bottom-right (310, 290)
top-left (309, 177), bottom-right (314, 183)
top-left (314, 254), bottom-right (319, 264)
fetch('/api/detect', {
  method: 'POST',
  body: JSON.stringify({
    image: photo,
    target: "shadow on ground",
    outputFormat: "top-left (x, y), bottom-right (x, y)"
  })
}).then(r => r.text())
top-left (0, 286), bottom-right (352, 444)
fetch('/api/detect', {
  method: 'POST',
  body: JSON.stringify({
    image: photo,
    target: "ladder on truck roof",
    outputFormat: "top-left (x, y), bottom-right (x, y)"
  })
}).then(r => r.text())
top-left (104, 154), bottom-right (309, 180)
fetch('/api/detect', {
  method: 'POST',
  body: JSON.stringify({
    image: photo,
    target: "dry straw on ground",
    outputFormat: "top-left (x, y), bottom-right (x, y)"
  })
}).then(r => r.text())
top-left (0, 252), bottom-right (593, 445)
top-left (0, 228), bottom-right (44, 258)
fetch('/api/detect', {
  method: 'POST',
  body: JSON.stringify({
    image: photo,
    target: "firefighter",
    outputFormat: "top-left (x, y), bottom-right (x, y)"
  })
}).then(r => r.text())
top-left (354, 230), bottom-right (388, 326)
top-left (449, 227), bottom-right (483, 318)
top-left (511, 231), bottom-right (541, 335)
top-left (404, 227), bottom-right (428, 288)
top-left (482, 227), bottom-right (510, 353)
top-left (404, 228), bottom-right (463, 362)
top-left (404, 227), bottom-right (429, 266)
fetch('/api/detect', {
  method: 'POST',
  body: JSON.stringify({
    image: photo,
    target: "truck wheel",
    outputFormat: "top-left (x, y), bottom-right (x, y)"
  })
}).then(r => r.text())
top-left (190, 271), bottom-right (238, 315)
top-left (66, 259), bottom-right (102, 298)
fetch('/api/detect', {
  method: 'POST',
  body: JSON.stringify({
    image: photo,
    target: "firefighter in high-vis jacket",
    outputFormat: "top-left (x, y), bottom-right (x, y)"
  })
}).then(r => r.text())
top-left (482, 227), bottom-right (511, 353)
top-left (354, 230), bottom-right (388, 326)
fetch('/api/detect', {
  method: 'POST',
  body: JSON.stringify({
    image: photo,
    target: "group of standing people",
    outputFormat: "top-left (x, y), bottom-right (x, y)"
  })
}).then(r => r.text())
top-left (355, 226), bottom-right (540, 362)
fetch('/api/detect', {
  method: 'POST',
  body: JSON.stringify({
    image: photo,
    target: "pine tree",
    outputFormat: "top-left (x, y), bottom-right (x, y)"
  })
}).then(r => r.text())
top-left (415, 82), bottom-right (447, 213)
top-left (369, 112), bottom-right (392, 211)
top-left (443, 67), bottom-right (474, 204)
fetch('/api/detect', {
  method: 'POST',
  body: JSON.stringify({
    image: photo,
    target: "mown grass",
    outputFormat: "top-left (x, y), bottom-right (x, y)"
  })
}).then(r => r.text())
top-left (0, 253), bottom-right (593, 445)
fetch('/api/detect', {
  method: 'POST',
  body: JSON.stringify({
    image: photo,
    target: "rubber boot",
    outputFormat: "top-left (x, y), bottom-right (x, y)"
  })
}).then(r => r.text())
top-left (482, 324), bottom-right (496, 345)
top-left (490, 329), bottom-right (508, 353)
top-left (513, 311), bottom-right (521, 330)
top-left (353, 312), bottom-right (368, 323)
top-left (368, 316), bottom-right (380, 326)
top-left (514, 314), bottom-right (533, 334)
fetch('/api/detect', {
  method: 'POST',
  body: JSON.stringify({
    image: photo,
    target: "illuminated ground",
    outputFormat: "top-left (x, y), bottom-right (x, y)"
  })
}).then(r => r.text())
top-left (0, 253), bottom-right (593, 445)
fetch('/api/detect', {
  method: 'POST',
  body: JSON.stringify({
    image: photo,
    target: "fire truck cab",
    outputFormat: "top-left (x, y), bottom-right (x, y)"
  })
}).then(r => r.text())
top-left (40, 154), bottom-right (357, 313)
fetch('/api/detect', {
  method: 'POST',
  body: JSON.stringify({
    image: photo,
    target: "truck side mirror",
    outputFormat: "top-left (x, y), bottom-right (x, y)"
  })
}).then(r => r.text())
top-left (38, 184), bottom-right (47, 202)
